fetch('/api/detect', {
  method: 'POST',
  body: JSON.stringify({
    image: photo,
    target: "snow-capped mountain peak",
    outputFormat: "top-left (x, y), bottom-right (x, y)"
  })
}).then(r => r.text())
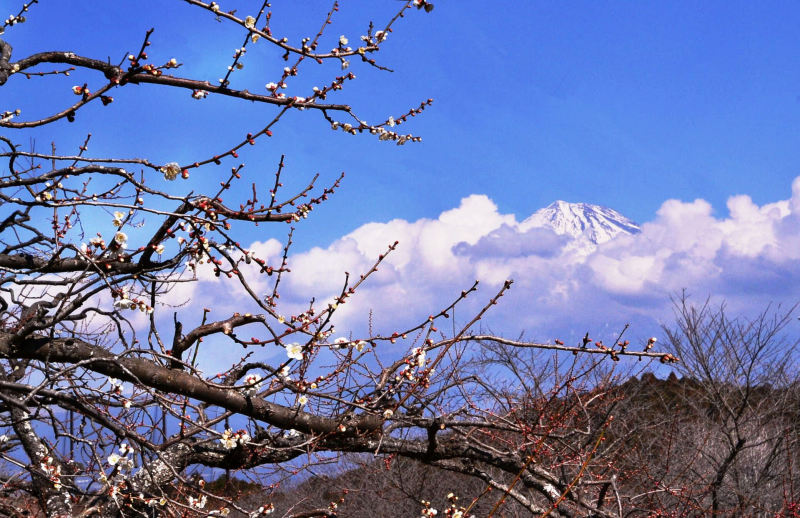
top-left (520, 200), bottom-right (640, 248)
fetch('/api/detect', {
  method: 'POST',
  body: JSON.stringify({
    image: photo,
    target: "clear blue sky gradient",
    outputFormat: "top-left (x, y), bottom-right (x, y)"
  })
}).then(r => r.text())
top-left (5, 1), bottom-right (800, 250)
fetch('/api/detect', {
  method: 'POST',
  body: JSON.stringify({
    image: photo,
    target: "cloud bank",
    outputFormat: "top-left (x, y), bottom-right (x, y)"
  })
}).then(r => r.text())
top-left (183, 177), bottom-right (800, 347)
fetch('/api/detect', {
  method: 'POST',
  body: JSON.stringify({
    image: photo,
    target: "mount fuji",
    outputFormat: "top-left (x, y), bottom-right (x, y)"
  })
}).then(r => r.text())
top-left (519, 201), bottom-right (640, 254)
top-left (452, 200), bottom-right (641, 260)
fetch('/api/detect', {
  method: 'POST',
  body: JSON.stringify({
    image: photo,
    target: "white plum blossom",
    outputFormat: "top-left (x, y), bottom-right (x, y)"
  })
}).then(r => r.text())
top-left (39, 457), bottom-right (62, 489)
top-left (244, 15), bottom-right (256, 29)
top-left (420, 500), bottom-right (438, 516)
top-left (298, 395), bottom-right (308, 406)
top-left (285, 343), bottom-right (303, 361)
top-left (219, 429), bottom-right (237, 449)
top-left (114, 231), bottom-right (128, 248)
top-left (160, 162), bottom-right (181, 181)
top-left (339, 35), bottom-right (348, 46)
top-left (0, 109), bottom-right (21, 123)
top-left (413, 347), bottom-right (426, 368)
top-left (35, 190), bottom-right (53, 202)
top-left (107, 377), bottom-right (124, 394)
top-left (112, 211), bottom-right (125, 227)
top-left (219, 429), bottom-right (250, 449)
top-left (113, 298), bottom-right (136, 310)
top-left (188, 495), bottom-right (207, 509)
top-left (107, 444), bottom-right (135, 471)
top-left (242, 374), bottom-right (263, 396)
top-left (113, 287), bottom-right (137, 310)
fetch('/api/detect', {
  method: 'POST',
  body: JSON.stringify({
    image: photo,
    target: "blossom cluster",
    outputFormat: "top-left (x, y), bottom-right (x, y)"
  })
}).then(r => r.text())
top-left (330, 119), bottom-right (421, 146)
top-left (393, 346), bottom-right (431, 385)
top-left (3, 11), bottom-right (26, 29)
top-left (242, 374), bottom-right (263, 396)
top-left (279, 309), bottom-right (325, 329)
top-left (107, 377), bottom-right (124, 396)
top-left (0, 109), bottom-right (21, 123)
top-left (290, 203), bottom-right (312, 221)
top-left (144, 497), bottom-right (168, 508)
top-left (331, 337), bottom-right (367, 352)
top-left (420, 493), bottom-right (474, 518)
top-left (412, 347), bottom-right (426, 368)
top-left (250, 503), bottom-right (275, 516)
top-left (34, 180), bottom-right (60, 202)
top-left (107, 378), bottom-right (133, 409)
top-left (188, 494), bottom-right (207, 509)
top-left (107, 443), bottom-right (134, 471)
top-left (219, 428), bottom-right (250, 449)
top-left (360, 30), bottom-right (388, 45)
top-left (112, 286), bottom-right (153, 314)
top-left (111, 211), bottom-right (126, 227)
top-left (87, 235), bottom-right (105, 250)
top-left (40, 455), bottom-right (62, 490)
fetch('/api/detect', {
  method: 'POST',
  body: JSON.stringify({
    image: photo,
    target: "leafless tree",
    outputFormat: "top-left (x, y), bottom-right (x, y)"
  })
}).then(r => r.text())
top-left (605, 297), bottom-right (800, 516)
top-left (0, 2), bottom-right (673, 517)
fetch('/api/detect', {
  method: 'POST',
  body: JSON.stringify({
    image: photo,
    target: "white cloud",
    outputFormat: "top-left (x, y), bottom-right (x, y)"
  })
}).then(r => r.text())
top-left (171, 177), bottom-right (799, 350)
top-left (264, 177), bottom-right (800, 340)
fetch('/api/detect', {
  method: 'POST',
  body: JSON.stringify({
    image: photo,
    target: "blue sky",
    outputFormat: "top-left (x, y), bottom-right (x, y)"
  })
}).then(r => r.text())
top-left (4, 1), bottom-right (800, 342)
